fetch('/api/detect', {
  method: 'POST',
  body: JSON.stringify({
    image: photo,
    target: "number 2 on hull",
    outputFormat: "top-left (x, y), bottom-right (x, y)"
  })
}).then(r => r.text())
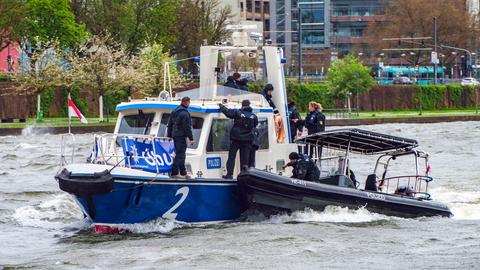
top-left (162, 187), bottom-right (189, 220)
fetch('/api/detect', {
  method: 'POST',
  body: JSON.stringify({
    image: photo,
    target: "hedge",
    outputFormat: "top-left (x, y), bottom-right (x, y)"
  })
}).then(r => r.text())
top-left (287, 82), bottom-right (332, 112)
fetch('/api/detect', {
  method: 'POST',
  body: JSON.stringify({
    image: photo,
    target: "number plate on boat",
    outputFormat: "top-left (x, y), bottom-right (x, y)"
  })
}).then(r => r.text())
top-left (366, 192), bottom-right (386, 201)
top-left (206, 157), bottom-right (222, 169)
top-left (291, 179), bottom-right (307, 186)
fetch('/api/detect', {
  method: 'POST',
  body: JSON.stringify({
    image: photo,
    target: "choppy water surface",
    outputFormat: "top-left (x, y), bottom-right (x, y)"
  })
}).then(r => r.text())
top-left (1, 122), bottom-right (479, 269)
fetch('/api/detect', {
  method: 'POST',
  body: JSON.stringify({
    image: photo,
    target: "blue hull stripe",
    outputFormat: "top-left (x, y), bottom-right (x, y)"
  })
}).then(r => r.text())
top-left (116, 103), bottom-right (273, 113)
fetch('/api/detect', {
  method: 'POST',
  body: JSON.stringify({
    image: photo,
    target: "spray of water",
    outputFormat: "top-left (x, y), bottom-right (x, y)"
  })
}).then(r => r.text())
top-left (430, 187), bottom-right (480, 220)
top-left (12, 194), bottom-right (83, 229)
top-left (262, 206), bottom-right (393, 224)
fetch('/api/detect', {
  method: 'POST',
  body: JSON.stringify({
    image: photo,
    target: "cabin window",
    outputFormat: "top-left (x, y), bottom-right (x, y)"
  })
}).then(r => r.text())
top-left (157, 113), bottom-right (204, 149)
top-left (118, 113), bottom-right (155, 135)
top-left (207, 118), bottom-right (269, 152)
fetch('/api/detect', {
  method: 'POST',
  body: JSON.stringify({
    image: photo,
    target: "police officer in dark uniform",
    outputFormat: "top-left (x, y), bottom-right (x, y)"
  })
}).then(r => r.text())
top-left (297, 101), bottom-right (326, 157)
top-left (167, 96), bottom-right (194, 178)
top-left (261, 83), bottom-right (279, 114)
top-left (219, 99), bottom-right (258, 179)
top-left (287, 100), bottom-right (302, 142)
top-left (283, 152), bottom-right (320, 181)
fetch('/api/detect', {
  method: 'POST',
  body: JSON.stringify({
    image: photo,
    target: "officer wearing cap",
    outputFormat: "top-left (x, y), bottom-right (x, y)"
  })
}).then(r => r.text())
top-left (261, 83), bottom-right (279, 114)
top-left (283, 152), bottom-right (320, 181)
top-left (219, 99), bottom-right (258, 179)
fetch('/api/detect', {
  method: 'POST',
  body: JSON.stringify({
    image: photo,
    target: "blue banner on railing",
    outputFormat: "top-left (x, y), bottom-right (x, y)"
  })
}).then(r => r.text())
top-left (121, 137), bottom-right (175, 173)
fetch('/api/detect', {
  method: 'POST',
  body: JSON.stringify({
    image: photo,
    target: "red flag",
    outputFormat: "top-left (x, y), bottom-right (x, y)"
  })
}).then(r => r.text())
top-left (68, 98), bottom-right (88, 124)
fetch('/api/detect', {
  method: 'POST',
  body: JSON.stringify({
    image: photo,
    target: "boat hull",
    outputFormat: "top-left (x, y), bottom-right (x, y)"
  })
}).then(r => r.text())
top-left (237, 168), bottom-right (453, 218)
top-left (57, 165), bottom-right (242, 228)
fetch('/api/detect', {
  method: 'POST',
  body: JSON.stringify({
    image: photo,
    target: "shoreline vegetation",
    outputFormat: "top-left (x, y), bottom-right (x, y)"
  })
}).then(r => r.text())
top-left (1, 110), bottom-right (479, 130)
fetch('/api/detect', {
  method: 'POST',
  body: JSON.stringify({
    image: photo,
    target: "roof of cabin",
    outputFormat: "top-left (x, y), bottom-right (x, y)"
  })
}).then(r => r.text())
top-left (296, 128), bottom-right (419, 155)
top-left (117, 85), bottom-right (273, 113)
top-left (116, 100), bottom-right (273, 113)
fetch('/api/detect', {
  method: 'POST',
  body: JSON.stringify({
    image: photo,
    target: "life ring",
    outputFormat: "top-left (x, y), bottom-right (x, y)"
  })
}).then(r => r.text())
top-left (274, 115), bottom-right (285, 143)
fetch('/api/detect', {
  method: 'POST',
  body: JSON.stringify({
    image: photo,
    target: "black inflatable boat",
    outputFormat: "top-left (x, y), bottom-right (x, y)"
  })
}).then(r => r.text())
top-left (237, 129), bottom-right (453, 218)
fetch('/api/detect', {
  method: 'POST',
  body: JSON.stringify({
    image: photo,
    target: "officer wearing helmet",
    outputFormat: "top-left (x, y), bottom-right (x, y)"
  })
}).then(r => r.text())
top-left (219, 99), bottom-right (258, 179)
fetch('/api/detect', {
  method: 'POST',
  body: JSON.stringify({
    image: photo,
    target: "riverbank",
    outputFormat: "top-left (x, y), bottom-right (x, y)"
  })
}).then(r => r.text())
top-left (1, 112), bottom-right (479, 136)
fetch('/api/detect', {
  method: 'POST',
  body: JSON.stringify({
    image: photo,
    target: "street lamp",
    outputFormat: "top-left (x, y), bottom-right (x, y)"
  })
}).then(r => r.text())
top-left (409, 52), bottom-right (416, 81)
top-left (400, 53), bottom-right (406, 67)
top-left (451, 51), bottom-right (458, 79)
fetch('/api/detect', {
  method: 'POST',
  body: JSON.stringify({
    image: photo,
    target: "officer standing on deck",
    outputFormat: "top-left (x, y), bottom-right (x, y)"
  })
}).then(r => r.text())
top-left (167, 96), bottom-right (194, 178)
top-left (219, 99), bottom-right (258, 179)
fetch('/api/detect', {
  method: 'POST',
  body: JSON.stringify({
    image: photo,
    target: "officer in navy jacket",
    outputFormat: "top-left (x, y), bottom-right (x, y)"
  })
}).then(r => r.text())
top-left (298, 101), bottom-right (325, 135)
top-left (167, 96), bottom-right (194, 178)
top-left (261, 83), bottom-right (279, 114)
top-left (219, 100), bottom-right (258, 179)
top-left (283, 152), bottom-right (320, 182)
top-left (287, 100), bottom-right (302, 142)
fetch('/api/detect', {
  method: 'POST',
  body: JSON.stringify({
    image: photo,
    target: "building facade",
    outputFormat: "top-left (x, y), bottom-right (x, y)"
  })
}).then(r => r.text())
top-left (270, 0), bottom-right (386, 74)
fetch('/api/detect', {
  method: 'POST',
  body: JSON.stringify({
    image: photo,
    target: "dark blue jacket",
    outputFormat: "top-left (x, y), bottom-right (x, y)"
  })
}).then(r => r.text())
top-left (224, 76), bottom-right (239, 89)
top-left (299, 110), bottom-right (325, 134)
top-left (288, 102), bottom-right (301, 138)
top-left (220, 104), bottom-right (258, 142)
top-left (291, 154), bottom-right (320, 181)
top-left (261, 88), bottom-right (279, 114)
top-left (167, 105), bottom-right (193, 140)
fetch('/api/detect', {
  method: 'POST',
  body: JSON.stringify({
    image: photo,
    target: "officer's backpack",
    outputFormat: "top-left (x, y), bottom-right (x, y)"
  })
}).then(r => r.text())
top-left (239, 110), bottom-right (256, 130)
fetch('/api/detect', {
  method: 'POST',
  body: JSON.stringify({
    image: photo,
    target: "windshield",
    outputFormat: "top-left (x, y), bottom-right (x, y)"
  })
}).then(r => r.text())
top-left (118, 113), bottom-right (154, 135)
top-left (157, 113), bottom-right (204, 149)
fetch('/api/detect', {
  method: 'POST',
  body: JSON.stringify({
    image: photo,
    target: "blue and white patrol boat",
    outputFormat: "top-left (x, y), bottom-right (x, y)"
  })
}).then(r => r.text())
top-left (55, 29), bottom-right (298, 233)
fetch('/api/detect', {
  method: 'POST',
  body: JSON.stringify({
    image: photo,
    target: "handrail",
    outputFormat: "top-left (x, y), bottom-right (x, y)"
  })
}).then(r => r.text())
top-left (60, 133), bottom-right (76, 167)
top-left (377, 174), bottom-right (432, 199)
top-left (90, 133), bottom-right (172, 174)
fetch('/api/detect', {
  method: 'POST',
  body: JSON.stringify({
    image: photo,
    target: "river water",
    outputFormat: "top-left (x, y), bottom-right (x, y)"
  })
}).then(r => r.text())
top-left (1, 122), bottom-right (479, 269)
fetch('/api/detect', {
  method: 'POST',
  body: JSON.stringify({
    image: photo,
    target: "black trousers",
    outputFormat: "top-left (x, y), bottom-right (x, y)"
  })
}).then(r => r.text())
top-left (172, 137), bottom-right (187, 175)
top-left (249, 146), bottom-right (258, 168)
top-left (226, 140), bottom-right (252, 176)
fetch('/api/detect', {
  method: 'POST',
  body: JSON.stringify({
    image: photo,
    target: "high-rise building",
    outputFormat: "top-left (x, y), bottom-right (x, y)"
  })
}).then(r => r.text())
top-left (220, 1), bottom-right (271, 39)
top-left (270, 0), bottom-right (386, 74)
top-left (239, 0), bottom-right (271, 39)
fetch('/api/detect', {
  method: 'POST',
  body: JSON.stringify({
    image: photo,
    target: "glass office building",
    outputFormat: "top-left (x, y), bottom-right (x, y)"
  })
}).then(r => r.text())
top-left (270, 0), bottom-right (385, 74)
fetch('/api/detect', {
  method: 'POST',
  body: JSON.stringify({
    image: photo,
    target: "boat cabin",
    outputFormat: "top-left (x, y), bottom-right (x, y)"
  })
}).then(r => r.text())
top-left (95, 86), bottom-right (297, 179)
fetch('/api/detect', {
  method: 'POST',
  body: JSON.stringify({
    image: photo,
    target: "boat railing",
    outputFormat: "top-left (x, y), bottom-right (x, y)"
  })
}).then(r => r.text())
top-left (90, 133), bottom-right (173, 174)
top-left (377, 175), bottom-right (433, 200)
top-left (60, 133), bottom-right (76, 167)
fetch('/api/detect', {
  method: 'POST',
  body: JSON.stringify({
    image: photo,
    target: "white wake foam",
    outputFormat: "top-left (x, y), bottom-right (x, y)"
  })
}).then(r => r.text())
top-left (117, 218), bottom-right (186, 234)
top-left (265, 206), bottom-right (391, 224)
top-left (12, 194), bottom-right (83, 229)
top-left (14, 143), bottom-right (39, 150)
top-left (431, 187), bottom-right (480, 220)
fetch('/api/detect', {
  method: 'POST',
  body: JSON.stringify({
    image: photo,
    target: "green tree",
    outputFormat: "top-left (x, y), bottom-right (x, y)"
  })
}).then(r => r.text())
top-left (140, 43), bottom-right (180, 96)
top-left (0, 0), bottom-right (28, 51)
top-left (25, 0), bottom-right (88, 48)
top-left (14, 41), bottom-right (70, 116)
top-left (71, 0), bottom-right (178, 54)
top-left (173, 0), bottom-right (233, 70)
top-left (327, 55), bottom-right (375, 102)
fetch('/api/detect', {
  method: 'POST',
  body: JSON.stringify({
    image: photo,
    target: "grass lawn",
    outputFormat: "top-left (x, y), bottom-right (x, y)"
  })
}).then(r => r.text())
top-left (314, 109), bottom-right (480, 119)
top-left (0, 117), bottom-right (116, 129)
